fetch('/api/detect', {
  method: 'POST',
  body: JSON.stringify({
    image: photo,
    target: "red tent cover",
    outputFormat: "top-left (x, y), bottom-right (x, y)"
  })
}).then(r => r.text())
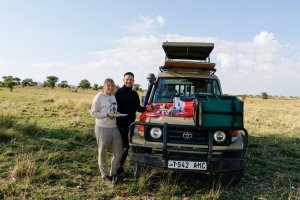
top-left (139, 98), bottom-right (195, 122)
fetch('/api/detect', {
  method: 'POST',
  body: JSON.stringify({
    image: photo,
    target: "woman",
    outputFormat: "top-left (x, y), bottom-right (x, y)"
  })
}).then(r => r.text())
top-left (90, 78), bottom-right (123, 184)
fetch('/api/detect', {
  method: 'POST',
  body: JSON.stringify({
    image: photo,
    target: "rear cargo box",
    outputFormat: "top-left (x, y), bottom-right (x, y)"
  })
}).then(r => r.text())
top-left (196, 95), bottom-right (244, 128)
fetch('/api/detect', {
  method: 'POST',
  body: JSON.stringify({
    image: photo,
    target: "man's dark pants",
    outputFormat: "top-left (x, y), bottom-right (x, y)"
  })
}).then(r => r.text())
top-left (117, 126), bottom-right (130, 172)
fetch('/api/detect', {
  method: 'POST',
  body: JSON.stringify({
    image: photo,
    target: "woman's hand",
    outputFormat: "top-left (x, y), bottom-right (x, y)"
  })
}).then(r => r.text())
top-left (107, 113), bottom-right (116, 119)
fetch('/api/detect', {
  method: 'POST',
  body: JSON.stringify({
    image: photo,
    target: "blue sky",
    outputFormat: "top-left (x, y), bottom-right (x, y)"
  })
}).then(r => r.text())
top-left (0, 0), bottom-right (300, 96)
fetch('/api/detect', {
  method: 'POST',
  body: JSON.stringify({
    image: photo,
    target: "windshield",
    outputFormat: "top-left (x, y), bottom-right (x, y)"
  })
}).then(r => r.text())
top-left (152, 77), bottom-right (221, 103)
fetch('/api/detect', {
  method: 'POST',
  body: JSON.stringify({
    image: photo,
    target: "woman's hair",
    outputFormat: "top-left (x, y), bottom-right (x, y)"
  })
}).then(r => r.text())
top-left (103, 78), bottom-right (116, 94)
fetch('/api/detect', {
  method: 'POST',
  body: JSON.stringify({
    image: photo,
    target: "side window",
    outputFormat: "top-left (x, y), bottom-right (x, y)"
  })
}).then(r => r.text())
top-left (207, 80), bottom-right (221, 95)
top-left (212, 81), bottom-right (221, 95)
top-left (207, 82), bottom-right (212, 93)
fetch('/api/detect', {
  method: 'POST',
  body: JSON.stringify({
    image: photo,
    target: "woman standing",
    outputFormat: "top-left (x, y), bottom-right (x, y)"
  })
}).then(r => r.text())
top-left (90, 78), bottom-right (123, 184)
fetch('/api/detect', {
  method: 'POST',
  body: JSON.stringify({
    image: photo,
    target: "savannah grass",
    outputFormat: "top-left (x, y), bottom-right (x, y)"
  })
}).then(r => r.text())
top-left (0, 87), bottom-right (299, 199)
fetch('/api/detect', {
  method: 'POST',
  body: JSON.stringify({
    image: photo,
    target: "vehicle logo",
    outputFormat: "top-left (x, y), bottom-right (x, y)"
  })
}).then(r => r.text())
top-left (183, 132), bottom-right (193, 139)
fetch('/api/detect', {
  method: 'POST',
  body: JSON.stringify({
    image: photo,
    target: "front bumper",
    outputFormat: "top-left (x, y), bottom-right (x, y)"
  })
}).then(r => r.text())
top-left (130, 151), bottom-right (245, 172)
top-left (129, 122), bottom-right (248, 172)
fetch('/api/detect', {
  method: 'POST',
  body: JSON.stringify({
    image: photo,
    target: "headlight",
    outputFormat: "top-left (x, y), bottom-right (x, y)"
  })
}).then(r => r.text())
top-left (214, 131), bottom-right (226, 143)
top-left (150, 127), bottom-right (162, 139)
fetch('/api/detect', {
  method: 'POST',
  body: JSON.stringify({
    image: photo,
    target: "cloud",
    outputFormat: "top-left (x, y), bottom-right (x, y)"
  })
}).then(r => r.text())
top-left (212, 32), bottom-right (300, 95)
top-left (253, 31), bottom-right (277, 44)
top-left (81, 37), bottom-right (165, 87)
top-left (113, 35), bottom-right (160, 48)
top-left (23, 17), bottom-right (300, 96)
top-left (123, 15), bottom-right (166, 33)
top-left (156, 15), bottom-right (165, 26)
top-left (82, 30), bottom-right (300, 96)
top-left (32, 62), bottom-right (72, 69)
top-left (216, 53), bottom-right (235, 71)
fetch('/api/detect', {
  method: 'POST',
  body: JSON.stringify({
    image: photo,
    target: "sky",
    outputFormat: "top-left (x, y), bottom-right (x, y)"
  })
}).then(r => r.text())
top-left (0, 0), bottom-right (300, 96)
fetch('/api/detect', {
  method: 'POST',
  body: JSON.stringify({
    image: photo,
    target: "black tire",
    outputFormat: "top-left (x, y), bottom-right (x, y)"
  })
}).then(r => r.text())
top-left (133, 163), bottom-right (142, 179)
top-left (212, 169), bottom-right (244, 186)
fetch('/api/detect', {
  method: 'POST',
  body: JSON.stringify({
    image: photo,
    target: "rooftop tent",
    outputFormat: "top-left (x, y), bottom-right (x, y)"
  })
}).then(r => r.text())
top-left (162, 42), bottom-right (214, 61)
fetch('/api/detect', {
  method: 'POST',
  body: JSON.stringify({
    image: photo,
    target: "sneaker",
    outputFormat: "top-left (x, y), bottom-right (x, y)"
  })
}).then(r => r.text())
top-left (116, 166), bottom-right (124, 176)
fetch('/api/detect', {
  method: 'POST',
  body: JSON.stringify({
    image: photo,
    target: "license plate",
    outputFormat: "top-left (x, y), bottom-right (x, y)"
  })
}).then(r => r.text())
top-left (168, 160), bottom-right (207, 170)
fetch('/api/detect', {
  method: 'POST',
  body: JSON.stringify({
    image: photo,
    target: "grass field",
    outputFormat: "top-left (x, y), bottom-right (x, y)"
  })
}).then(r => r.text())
top-left (0, 87), bottom-right (299, 199)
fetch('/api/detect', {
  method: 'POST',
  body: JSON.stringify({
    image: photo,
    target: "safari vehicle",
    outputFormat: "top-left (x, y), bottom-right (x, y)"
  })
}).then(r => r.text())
top-left (129, 42), bottom-right (248, 185)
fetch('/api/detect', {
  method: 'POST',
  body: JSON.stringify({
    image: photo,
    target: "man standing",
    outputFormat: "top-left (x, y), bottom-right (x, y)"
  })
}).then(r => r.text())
top-left (115, 72), bottom-right (146, 176)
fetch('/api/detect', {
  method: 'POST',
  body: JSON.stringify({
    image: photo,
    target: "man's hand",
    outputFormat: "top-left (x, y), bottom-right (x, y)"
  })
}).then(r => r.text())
top-left (146, 104), bottom-right (153, 111)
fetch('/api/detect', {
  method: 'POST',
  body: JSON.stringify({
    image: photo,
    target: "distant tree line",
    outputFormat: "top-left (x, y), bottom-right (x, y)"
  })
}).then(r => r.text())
top-left (0, 76), bottom-right (24, 92)
top-left (0, 75), bottom-right (142, 92)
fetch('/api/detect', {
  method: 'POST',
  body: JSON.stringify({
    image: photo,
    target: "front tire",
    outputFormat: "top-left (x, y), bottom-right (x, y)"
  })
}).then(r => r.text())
top-left (133, 163), bottom-right (142, 179)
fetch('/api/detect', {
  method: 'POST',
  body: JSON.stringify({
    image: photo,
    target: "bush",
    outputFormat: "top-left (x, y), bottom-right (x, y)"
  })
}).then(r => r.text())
top-left (238, 95), bottom-right (247, 100)
top-left (261, 92), bottom-right (268, 100)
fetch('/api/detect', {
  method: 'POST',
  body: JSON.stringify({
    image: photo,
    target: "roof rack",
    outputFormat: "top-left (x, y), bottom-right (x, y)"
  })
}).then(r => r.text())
top-left (159, 66), bottom-right (216, 74)
top-left (160, 59), bottom-right (217, 74)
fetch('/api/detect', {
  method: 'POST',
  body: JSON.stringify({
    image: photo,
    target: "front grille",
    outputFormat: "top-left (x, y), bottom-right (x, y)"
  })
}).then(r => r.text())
top-left (167, 127), bottom-right (208, 145)
top-left (145, 126), bottom-right (209, 145)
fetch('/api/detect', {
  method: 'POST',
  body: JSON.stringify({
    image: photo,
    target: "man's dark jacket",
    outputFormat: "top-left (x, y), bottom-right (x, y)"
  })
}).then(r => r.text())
top-left (116, 86), bottom-right (146, 127)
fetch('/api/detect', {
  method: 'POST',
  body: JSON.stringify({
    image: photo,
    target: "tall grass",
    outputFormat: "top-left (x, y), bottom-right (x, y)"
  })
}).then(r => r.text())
top-left (0, 127), bottom-right (22, 141)
top-left (11, 156), bottom-right (36, 182)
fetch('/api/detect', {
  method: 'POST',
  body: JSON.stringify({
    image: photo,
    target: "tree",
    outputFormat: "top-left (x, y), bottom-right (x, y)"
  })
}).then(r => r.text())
top-left (78, 79), bottom-right (91, 89)
top-left (21, 78), bottom-right (35, 87)
top-left (261, 92), bottom-right (268, 100)
top-left (93, 83), bottom-right (98, 90)
top-left (2, 76), bottom-right (19, 92)
top-left (57, 80), bottom-right (70, 88)
top-left (133, 84), bottom-right (141, 91)
top-left (43, 76), bottom-right (59, 88)
top-left (13, 77), bottom-right (21, 85)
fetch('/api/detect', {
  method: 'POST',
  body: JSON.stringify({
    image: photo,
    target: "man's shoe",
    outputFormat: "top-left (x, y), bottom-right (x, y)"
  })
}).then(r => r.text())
top-left (116, 167), bottom-right (124, 176)
top-left (111, 174), bottom-right (120, 185)
top-left (102, 175), bottom-right (112, 184)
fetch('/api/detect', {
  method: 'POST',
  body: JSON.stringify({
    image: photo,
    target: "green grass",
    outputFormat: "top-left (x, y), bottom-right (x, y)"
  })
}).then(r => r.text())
top-left (0, 87), bottom-right (299, 199)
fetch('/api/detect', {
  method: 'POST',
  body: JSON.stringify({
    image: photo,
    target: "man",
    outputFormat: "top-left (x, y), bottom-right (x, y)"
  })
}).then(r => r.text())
top-left (115, 72), bottom-right (146, 176)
